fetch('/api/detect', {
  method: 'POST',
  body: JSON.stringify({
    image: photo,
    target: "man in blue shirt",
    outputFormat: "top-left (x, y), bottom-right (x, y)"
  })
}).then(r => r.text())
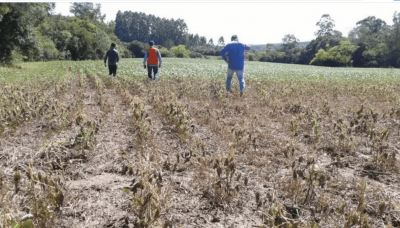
top-left (220, 35), bottom-right (251, 96)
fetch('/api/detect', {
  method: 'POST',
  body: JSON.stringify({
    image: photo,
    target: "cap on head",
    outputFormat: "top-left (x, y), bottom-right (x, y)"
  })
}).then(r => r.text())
top-left (149, 40), bottom-right (154, 46)
top-left (231, 35), bottom-right (238, 41)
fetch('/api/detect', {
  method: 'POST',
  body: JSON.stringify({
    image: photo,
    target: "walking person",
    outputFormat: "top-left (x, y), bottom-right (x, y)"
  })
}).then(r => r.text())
top-left (220, 35), bottom-right (251, 96)
top-left (143, 40), bottom-right (162, 80)
top-left (104, 43), bottom-right (119, 77)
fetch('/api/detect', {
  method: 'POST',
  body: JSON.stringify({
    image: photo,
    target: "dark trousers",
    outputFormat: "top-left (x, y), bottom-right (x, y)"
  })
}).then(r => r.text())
top-left (147, 65), bottom-right (158, 80)
top-left (108, 65), bottom-right (117, 76)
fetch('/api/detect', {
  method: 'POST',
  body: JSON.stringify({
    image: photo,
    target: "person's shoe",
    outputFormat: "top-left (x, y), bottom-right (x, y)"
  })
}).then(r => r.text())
top-left (240, 91), bottom-right (244, 97)
top-left (226, 90), bottom-right (232, 98)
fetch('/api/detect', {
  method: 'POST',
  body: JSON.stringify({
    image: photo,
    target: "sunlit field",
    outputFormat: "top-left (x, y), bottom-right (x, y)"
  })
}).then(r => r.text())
top-left (1, 58), bottom-right (399, 228)
top-left (72, 58), bottom-right (400, 82)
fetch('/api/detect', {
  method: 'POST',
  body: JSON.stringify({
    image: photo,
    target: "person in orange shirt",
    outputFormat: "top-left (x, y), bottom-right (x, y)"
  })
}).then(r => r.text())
top-left (143, 40), bottom-right (162, 80)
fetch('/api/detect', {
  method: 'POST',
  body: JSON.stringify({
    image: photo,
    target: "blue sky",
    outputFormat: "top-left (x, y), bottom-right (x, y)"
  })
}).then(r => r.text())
top-left (53, 1), bottom-right (400, 44)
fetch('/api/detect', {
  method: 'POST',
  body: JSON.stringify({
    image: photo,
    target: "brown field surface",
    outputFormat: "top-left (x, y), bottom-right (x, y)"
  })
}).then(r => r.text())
top-left (1, 60), bottom-right (400, 228)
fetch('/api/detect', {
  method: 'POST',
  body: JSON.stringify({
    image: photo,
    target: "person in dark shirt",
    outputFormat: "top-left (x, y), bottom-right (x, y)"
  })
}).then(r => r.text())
top-left (104, 43), bottom-right (119, 77)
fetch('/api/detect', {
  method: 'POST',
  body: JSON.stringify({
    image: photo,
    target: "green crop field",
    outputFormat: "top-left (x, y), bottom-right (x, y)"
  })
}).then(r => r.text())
top-left (1, 59), bottom-right (400, 228)
top-left (80, 58), bottom-right (399, 81)
top-left (3, 58), bottom-right (398, 82)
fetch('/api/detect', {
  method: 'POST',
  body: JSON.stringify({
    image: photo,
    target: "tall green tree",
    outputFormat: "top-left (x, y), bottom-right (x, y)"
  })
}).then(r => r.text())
top-left (218, 36), bottom-right (225, 46)
top-left (278, 34), bottom-right (303, 63)
top-left (315, 14), bottom-right (335, 37)
top-left (390, 12), bottom-right (400, 50)
top-left (280, 34), bottom-right (299, 52)
top-left (69, 3), bottom-right (105, 24)
top-left (349, 16), bottom-right (389, 67)
top-left (192, 34), bottom-right (200, 48)
top-left (266, 43), bottom-right (274, 51)
top-left (356, 16), bottom-right (386, 33)
top-left (208, 38), bottom-right (214, 47)
top-left (114, 10), bottom-right (188, 47)
top-left (199, 36), bottom-right (207, 46)
top-left (40, 10), bottom-right (130, 60)
top-left (386, 11), bottom-right (400, 67)
top-left (299, 14), bottom-right (343, 65)
top-left (0, 3), bottom-right (54, 64)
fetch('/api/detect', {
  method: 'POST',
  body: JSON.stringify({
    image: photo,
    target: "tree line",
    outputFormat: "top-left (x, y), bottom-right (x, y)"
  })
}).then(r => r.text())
top-left (0, 3), bottom-right (131, 64)
top-left (115, 10), bottom-right (227, 58)
top-left (248, 14), bottom-right (400, 68)
top-left (1, 3), bottom-right (399, 68)
top-left (0, 3), bottom-right (224, 65)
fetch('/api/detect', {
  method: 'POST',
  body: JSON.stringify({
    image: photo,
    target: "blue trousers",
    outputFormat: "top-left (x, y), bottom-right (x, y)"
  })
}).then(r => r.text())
top-left (226, 67), bottom-right (245, 92)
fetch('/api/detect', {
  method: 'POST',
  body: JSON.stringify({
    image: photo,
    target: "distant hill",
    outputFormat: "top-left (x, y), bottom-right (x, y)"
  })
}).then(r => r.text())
top-left (249, 41), bottom-right (310, 52)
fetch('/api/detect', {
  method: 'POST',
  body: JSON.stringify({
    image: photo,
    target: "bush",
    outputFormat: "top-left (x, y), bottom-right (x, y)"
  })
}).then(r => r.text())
top-left (122, 50), bottom-right (132, 58)
top-left (37, 35), bottom-right (59, 61)
top-left (189, 52), bottom-right (204, 59)
top-left (246, 53), bottom-right (256, 61)
top-left (58, 50), bottom-right (72, 60)
top-left (310, 40), bottom-right (357, 66)
top-left (170, 45), bottom-right (190, 58)
top-left (10, 51), bottom-right (24, 64)
top-left (128, 40), bottom-right (147, 58)
top-left (160, 47), bottom-right (174, 57)
top-left (256, 50), bottom-right (286, 63)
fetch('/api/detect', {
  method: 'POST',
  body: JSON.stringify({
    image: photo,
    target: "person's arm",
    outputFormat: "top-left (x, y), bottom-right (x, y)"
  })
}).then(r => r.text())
top-left (143, 51), bottom-right (148, 68)
top-left (116, 50), bottom-right (120, 63)
top-left (220, 45), bottom-right (229, 63)
top-left (104, 51), bottom-right (108, 66)
top-left (157, 51), bottom-right (162, 68)
top-left (244, 44), bottom-right (251, 51)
